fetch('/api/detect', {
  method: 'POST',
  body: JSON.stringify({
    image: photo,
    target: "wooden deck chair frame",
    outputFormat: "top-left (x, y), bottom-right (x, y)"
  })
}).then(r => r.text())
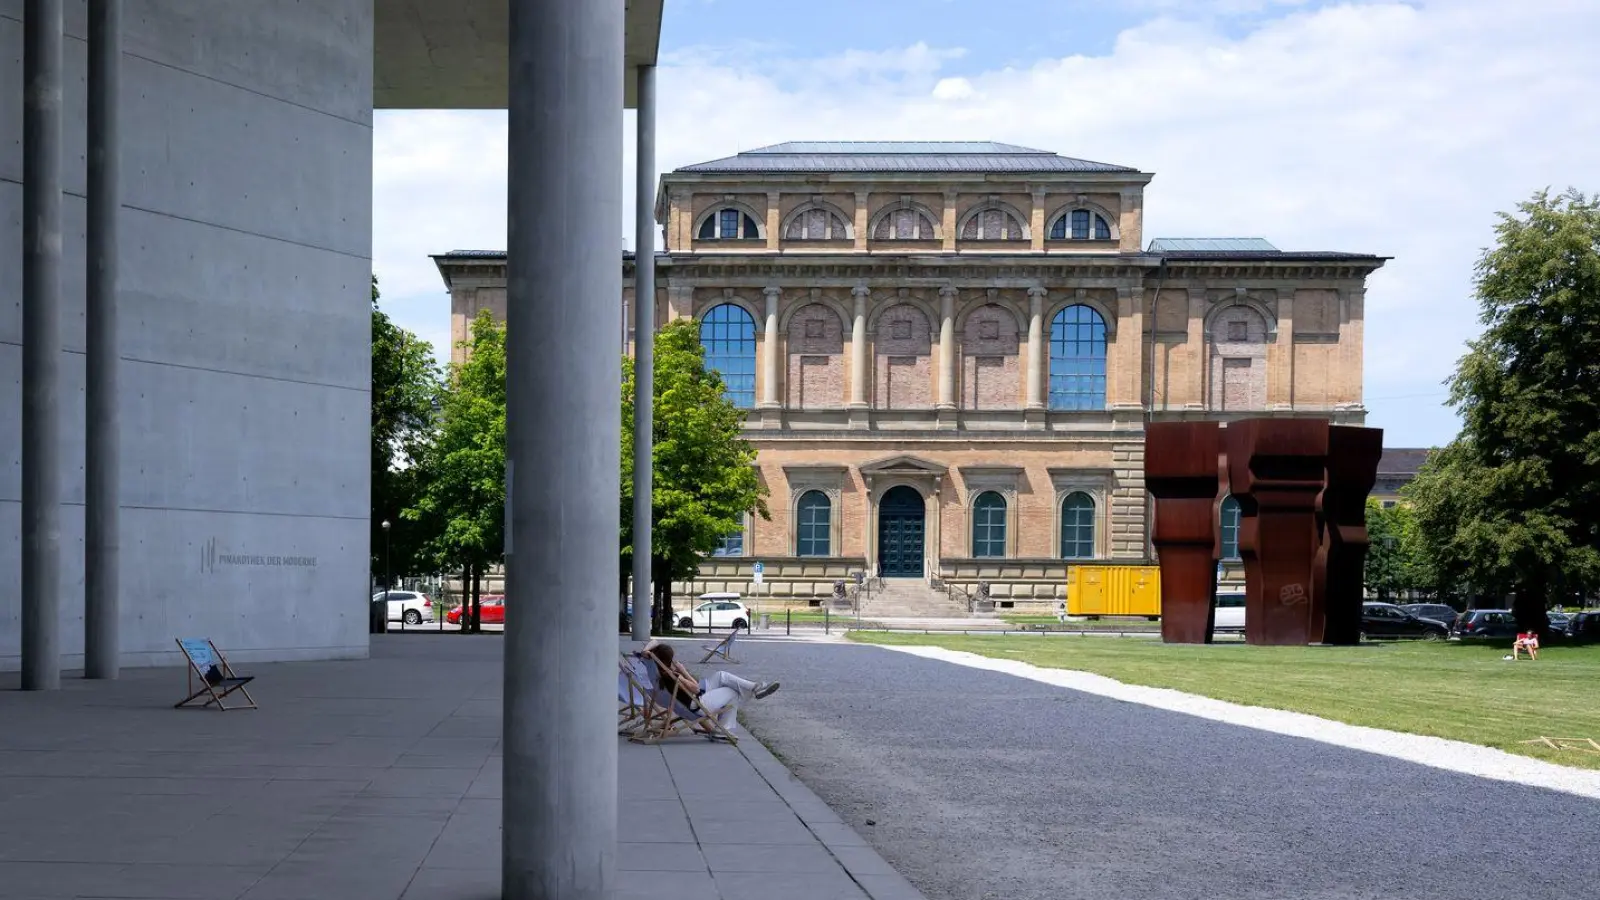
top-left (699, 630), bottom-right (739, 664)
top-left (618, 654), bottom-right (653, 734)
top-left (627, 655), bottom-right (738, 746)
top-left (174, 638), bottom-right (257, 710)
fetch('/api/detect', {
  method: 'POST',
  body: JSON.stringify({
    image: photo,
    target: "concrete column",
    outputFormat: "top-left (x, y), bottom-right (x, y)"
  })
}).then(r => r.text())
top-left (849, 285), bottom-right (869, 407)
top-left (84, 0), bottom-right (122, 680)
top-left (503, 1), bottom-right (622, 897)
top-left (937, 285), bottom-right (957, 409)
top-left (760, 286), bottom-right (781, 408)
top-left (22, 0), bottom-right (64, 692)
top-left (630, 64), bottom-right (655, 643)
top-left (1025, 286), bottom-right (1046, 410)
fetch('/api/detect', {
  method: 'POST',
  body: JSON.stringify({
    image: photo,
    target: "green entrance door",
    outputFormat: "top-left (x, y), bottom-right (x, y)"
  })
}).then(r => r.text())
top-left (878, 486), bottom-right (925, 578)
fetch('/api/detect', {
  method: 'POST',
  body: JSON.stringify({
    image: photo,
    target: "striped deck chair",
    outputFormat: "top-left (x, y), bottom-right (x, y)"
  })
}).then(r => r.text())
top-left (628, 654), bottom-right (738, 746)
top-left (618, 654), bottom-right (653, 734)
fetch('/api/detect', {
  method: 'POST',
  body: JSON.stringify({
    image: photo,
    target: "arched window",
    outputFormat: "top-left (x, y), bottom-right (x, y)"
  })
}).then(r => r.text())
top-left (1060, 492), bottom-right (1096, 559)
top-left (784, 206), bottom-right (851, 240)
top-left (699, 304), bottom-right (757, 408)
top-left (871, 207), bottom-right (938, 240)
top-left (972, 491), bottom-right (1007, 558)
top-left (1048, 305), bottom-right (1108, 410)
top-left (1049, 209), bottom-right (1112, 241)
top-left (1219, 495), bottom-right (1242, 561)
top-left (697, 207), bottom-right (762, 240)
top-left (960, 207), bottom-right (1026, 241)
top-left (796, 491), bottom-right (832, 557)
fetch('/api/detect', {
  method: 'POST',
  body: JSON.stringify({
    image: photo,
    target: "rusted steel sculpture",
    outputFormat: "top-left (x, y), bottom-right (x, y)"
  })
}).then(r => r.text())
top-left (1146, 422), bottom-right (1223, 644)
top-left (1313, 425), bottom-right (1385, 645)
top-left (1225, 419), bottom-right (1330, 646)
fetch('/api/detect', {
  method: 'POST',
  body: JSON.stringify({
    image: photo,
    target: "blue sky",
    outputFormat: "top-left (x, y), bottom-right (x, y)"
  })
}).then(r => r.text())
top-left (372, 0), bottom-right (1600, 448)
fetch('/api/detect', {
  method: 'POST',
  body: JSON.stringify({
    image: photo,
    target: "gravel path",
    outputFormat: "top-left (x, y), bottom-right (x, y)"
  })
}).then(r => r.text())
top-left (727, 638), bottom-right (1600, 900)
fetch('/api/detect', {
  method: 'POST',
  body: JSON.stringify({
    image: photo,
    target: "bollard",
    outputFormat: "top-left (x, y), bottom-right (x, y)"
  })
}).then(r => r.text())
top-left (825, 605), bottom-right (831, 635)
top-left (786, 609), bottom-right (791, 636)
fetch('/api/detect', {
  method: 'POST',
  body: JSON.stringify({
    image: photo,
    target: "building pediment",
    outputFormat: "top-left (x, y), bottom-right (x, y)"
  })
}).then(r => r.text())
top-left (859, 455), bottom-right (948, 477)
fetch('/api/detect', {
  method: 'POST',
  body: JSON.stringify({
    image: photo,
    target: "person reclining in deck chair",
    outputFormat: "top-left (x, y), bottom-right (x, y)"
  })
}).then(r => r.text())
top-left (637, 641), bottom-right (779, 734)
top-left (1511, 630), bottom-right (1540, 661)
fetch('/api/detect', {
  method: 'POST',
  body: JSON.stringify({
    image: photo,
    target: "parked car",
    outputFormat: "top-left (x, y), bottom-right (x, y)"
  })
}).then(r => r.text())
top-left (1564, 611), bottom-right (1600, 642)
top-left (1400, 603), bottom-right (1461, 629)
top-left (1546, 611), bottom-right (1571, 632)
top-left (1451, 609), bottom-right (1521, 640)
top-left (1360, 602), bottom-right (1449, 640)
top-left (372, 590), bottom-right (433, 625)
top-left (446, 594), bottom-right (505, 626)
top-left (677, 593), bottom-right (751, 631)
top-left (1213, 591), bottom-right (1246, 633)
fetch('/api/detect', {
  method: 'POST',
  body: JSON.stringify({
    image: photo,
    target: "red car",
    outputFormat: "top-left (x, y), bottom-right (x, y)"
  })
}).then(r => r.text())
top-left (446, 594), bottom-right (505, 625)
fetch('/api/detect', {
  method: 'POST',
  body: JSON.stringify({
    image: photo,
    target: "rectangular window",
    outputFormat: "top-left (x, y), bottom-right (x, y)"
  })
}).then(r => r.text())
top-left (712, 531), bottom-right (744, 557)
top-left (1071, 209), bottom-right (1090, 240)
top-left (719, 209), bottom-right (740, 239)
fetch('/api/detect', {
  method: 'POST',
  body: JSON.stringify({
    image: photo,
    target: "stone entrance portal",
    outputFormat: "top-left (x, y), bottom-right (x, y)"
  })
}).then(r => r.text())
top-left (878, 485), bottom-right (926, 578)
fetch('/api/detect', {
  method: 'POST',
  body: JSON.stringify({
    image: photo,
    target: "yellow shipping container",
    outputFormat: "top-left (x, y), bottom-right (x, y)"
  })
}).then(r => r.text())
top-left (1066, 564), bottom-right (1162, 617)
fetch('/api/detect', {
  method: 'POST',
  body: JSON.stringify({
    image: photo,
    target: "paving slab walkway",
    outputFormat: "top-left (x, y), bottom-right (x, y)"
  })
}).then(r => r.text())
top-left (0, 636), bottom-right (922, 900)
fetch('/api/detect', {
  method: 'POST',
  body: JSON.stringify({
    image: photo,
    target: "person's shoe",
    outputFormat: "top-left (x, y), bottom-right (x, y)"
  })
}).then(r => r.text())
top-left (755, 681), bottom-right (780, 699)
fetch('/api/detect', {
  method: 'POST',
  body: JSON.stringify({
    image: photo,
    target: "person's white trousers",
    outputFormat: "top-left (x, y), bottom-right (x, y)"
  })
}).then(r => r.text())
top-left (698, 670), bottom-right (758, 731)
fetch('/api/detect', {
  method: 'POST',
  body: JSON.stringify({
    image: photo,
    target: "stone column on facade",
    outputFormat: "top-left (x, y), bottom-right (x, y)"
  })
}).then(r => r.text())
top-left (765, 191), bottom-right (781, 250)
top-left (941, 190), bottom-right (958, 251)
top-left (1110, 441), bottom-right (1149, 559)
top-left (937, 285), bottom-right (958, 427)
top-left (1110, 286), bottom-right (1146, 411)
top-left (760, 287), bottom-right (782, 428)
top-left (853, 191), bottom-right (869, 251)
top-left (1025, 286), bottom-right (1046, 425)
top-left (1118, 186), bottom-right (1144, 254)
top-left (1029, 187), bottom-right (1046, 252)
top-left (1340, 286), bottom-right (1366, 419)
top-left (665, 282), bottom-right (692, 321)
top-left (1270, 287), bottom-right (1296, 410)
top-left (1185, 288), bottom-right (1207, 409)
top-left (849, 284), bottom-right (870, 428)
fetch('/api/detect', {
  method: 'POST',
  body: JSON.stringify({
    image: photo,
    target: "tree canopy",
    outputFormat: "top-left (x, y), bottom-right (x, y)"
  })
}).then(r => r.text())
top-left (370, 275), bottom-right (441, 584)
top-left (1362, 498), bottom-right (1435, 601)
top-left (1405, 189), bottom-right (1600, 628)
top-left (621, 319), bottom-right (769, 630)
top-left (403, 310), bottom-right (506, 627)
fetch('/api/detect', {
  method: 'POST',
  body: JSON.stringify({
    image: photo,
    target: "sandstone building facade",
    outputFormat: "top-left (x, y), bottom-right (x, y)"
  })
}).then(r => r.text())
top-left (434, 142), bottom-right (1385, 613)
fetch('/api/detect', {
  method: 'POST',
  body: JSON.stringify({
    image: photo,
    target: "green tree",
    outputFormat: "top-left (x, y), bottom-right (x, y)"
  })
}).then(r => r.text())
top-left (621, 319), bottom-right (770, 633)
top-left (1408, 189), bottom-right (1600, 631)
top-left (371, 275), bottom-right (442, 587)
top-left (1363, 498), bottom-right (1435, 601)
top-left (404, 310), bottom-right (506, 632)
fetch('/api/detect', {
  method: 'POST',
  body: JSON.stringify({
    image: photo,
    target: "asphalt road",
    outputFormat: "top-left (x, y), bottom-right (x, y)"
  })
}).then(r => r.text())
top-left (730, 638), bottom-right (1600, 900)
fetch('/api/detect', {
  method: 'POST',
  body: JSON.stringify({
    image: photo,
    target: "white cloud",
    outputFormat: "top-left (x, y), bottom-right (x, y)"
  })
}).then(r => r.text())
top-left (372, 0), bottom-right (1600, 446)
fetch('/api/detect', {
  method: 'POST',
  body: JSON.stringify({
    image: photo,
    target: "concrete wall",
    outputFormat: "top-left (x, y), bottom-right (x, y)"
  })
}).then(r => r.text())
top-left (0, 0), bottom-right (374, 670)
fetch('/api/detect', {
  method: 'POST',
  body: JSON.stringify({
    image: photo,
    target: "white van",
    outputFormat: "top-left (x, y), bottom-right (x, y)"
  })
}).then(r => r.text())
top-left (1214, 592), bottom-right (1246, 633)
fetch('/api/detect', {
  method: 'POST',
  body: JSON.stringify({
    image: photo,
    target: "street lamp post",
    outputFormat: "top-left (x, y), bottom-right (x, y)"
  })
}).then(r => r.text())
top-left (381, 519), bottom-right (392, 614)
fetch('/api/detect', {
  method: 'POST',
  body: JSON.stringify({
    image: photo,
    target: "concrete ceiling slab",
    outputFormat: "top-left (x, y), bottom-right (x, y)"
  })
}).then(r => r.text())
top-left (375, 0), bottom-right (663, 109)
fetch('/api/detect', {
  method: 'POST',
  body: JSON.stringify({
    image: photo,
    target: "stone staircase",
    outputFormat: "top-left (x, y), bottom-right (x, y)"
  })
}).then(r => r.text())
top-left (858, 578), bottom-right (972, 618)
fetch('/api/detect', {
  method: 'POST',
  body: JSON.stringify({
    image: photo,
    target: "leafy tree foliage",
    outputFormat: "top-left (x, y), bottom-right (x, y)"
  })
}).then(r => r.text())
top-left (1363, 498), bottom-right (1436, 600)
top-left (370, 275), bottom-right (441, 586)
top-left (621, 319), bottom-right (770, 632)
top-left (1407, 189), bottom-right (1600, 630)
top-left (404, 310), bottom-right (506, 631)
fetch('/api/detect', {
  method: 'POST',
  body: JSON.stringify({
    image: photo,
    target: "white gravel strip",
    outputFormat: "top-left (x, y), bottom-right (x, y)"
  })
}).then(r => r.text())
top-left (881, 643), bottom-right (1600, 802)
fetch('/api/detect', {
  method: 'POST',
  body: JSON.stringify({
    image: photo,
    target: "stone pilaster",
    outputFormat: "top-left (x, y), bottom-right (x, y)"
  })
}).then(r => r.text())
top-left (765, 191), bottom-right (781, 251)
top-left (937, 285), bottom-right (958, 428)
top-left (760, 286), bottom-right (781, 409)
top-left (1025, 285), bottom-right (1046, 427)
top-left (853, 191), bottom-right (869, 251)
top-left (1269, 287), bottom-right (1296, 410)
top-left (849, 284), bottom-right (871, 428)
top-left (1110, 439), bottom-right (1149, 558)
top-left (1029, 187), bottom-right (1047, 252)
top-left (1109, 285), bottom-right (1145, 411)
top-left (941, 190), bottom-right (958, 252)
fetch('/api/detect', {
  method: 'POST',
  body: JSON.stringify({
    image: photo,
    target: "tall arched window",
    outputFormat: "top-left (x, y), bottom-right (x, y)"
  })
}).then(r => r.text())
top-left (1060, 492), bottom-right (1096, 559)
top-left (697, 208), bottom-right (762, 240)
top-left (699, 304), bottom-right (757, 408)
top-left (1049, 209), bottom-right (1112, 241)
top-left (1219, 495), bottom-right (1242, 561)
top-left (972, 491), bottom-right (1007, 558)
top-left (796, 491), bottom-right (832, 557)
top-left (1048, 305), bottom-right (1108, 410)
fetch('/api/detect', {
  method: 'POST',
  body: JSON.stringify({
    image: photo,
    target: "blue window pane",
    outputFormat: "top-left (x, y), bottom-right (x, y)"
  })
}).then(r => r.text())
top-left (797, 491), bottom-right (832, 557)
top-left (1049, 215), bottom-right (1067, 240)
top-left (1048, 305), bottom-right (1108, 410)
top-left (1071, 209), bottom-right (1090, 240)
top-left (699, 303), bottom-right (757, 408)
top-left (1061, 492), bottom-right (1096, 559)
top-left (1220, 495), bottom-right (1242, 561)
top-left (697, 216), bottom-right (715, 239)
top-left (742, 214), bottom-right (759, 239)
top-left (1094, 215), bottom-right (1111, 240)
top-left (712, 529), bottom-right (744, 557)
top-left (972, 491), bottom-right (1007, 558)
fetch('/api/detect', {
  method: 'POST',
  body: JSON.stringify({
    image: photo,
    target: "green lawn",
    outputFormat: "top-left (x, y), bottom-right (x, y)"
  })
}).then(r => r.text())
top-left (999, 614), bottom-right (1160, 630)
top-left (852, 632), bottom-right (1600, 770)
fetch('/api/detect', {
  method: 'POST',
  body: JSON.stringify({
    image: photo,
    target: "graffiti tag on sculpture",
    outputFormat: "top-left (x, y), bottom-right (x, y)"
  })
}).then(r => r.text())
top-left (201, 537), bottom-right (318, 574)
top-left (1279, 583), bottom-right (1307, 606)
